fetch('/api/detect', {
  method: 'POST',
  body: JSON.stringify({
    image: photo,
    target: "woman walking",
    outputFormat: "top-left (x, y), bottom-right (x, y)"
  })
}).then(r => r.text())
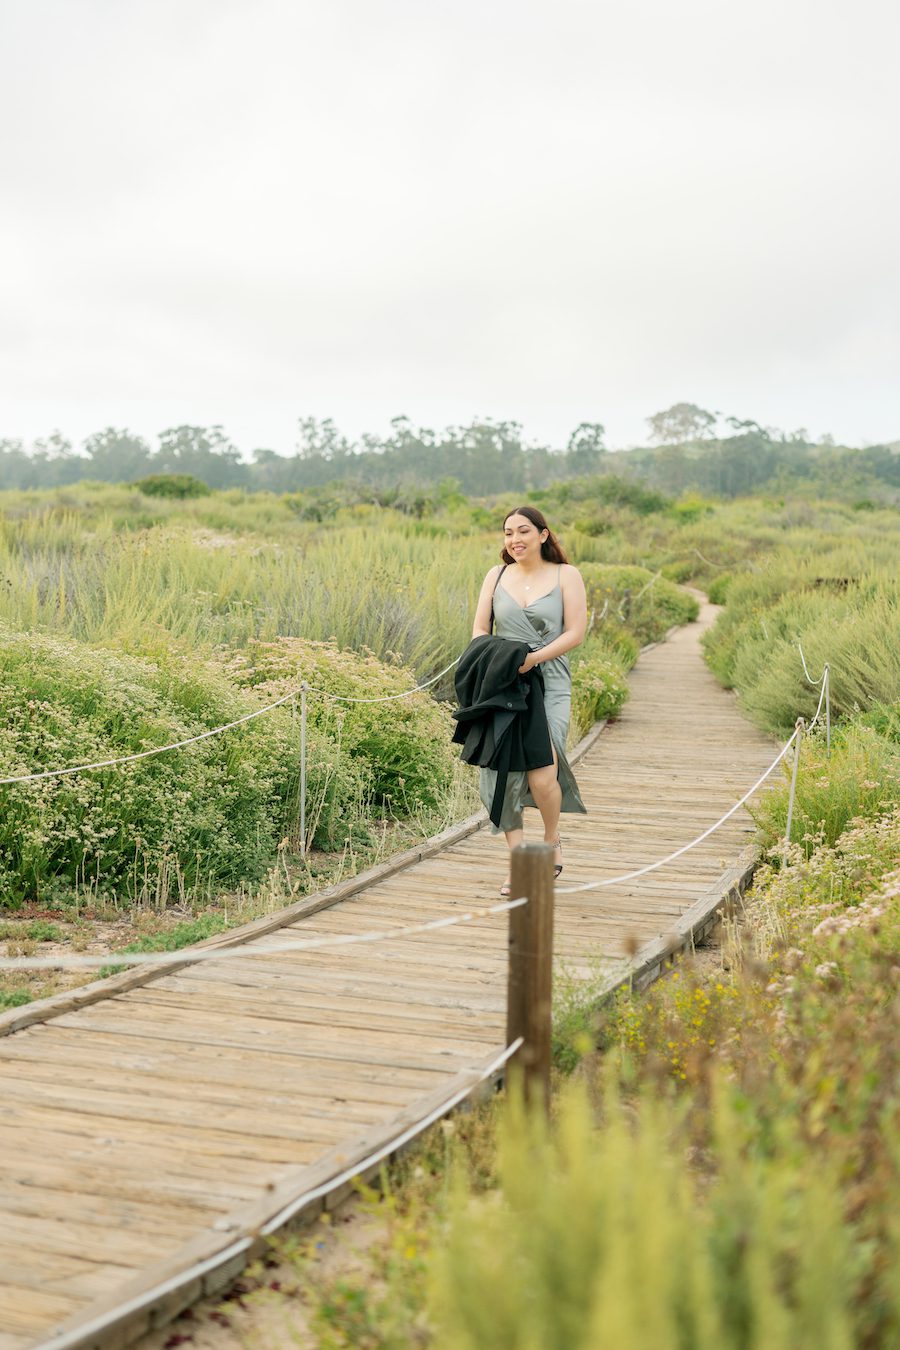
top-left (471, 506), bottom-right (587, 894)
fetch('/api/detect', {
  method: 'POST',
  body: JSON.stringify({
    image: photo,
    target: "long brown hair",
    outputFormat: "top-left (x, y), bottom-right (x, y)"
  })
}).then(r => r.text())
top-left (501, 505), bottom-right (568, 566)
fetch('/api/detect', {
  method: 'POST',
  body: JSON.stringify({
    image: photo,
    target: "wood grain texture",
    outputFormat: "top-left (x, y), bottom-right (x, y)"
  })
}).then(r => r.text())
top-left (0, 599), bottom-right (777, 1348)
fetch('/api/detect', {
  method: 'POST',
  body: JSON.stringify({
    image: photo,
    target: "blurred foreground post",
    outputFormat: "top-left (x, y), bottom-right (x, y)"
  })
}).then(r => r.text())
top-left (506, 842), bottom-right (555, 1112)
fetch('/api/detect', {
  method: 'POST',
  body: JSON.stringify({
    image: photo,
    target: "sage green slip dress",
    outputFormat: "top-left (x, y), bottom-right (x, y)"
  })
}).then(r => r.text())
top-left (479, 568), bottom-right (587, 835)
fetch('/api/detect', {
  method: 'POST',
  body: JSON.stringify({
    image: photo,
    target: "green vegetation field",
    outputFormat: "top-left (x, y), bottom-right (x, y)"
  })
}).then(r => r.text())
top-left (1, 470), bottom-right (899, 1343)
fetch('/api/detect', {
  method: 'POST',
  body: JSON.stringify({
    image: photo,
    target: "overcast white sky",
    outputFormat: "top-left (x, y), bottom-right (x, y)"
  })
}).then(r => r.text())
top-left (2, 0), bottom-right (898, 455)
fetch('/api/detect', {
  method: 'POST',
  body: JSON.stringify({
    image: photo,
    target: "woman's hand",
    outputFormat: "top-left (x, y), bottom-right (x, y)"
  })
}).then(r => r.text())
top-left (518, 652), bottom-right (539, 674)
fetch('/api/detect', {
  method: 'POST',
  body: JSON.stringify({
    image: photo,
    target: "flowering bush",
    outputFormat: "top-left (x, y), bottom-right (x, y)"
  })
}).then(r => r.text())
top-left (752, 714), bottom-right (900, 852)
top-left (219, 636), bottom-right (458, 814)
top-left (0, 626), bottom-right (366, 907)
top-left (570, 643), bottom-right (630, 741)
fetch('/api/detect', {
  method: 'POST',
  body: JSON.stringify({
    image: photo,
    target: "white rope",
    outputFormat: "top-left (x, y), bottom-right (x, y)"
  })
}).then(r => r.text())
top-left (806, 669), bottom-right (829, 732)
top-left (0, 690), bottom-right (302, 785)
top-left (797, 641), bottom-right (826, 686)
top-left (0, 658), bottom-right (460, 786)
top-left (556, 729), bottom-right (800, 894)
top-left (634, 570), bottom-right (661, 600)
top-left (616, 571), bottom-right (660, 621)
top-left (0, 896), bottom-right (526, 971)
top-left (692, 547), bottom-right (730, 570)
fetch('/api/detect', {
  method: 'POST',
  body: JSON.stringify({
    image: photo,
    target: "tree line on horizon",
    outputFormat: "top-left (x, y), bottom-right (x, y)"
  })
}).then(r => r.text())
top-left (1, 403), bottom-right (897, 500)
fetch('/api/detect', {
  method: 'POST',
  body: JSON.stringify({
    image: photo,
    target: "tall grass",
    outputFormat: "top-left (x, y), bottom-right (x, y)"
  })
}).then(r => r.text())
top-left (0, 504), bottom-right (492, 672)
top-left (703, 558), bottom-right (900, 734)
top-left (431, 1074), bottom-right (889, 1349)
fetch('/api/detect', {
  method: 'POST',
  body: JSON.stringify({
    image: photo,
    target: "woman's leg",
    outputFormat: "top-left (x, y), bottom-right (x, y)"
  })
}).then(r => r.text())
top-left (500, 826), bottom-right (524, 894)
top-left (526, 748), bottom-right (563, 869)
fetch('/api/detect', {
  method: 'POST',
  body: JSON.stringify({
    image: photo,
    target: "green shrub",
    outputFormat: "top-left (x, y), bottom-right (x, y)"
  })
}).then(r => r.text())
top-left (597, 807), bottom-right (900, 1347)
top-left (704, 583), bottom-right (900, 734)
top-left (752, 718), bottom-right (900, 852)
top-left (706, 572), bottom-right (733, 605)
top-left (570, 636), bottom-right (631, 741)
top-left (24, 920), bottom-right (63, 942)
top-left (669, 491), bottom-right (715, 523)
top-left (0, 988), bottom-right (31, 1008)
top-left (580, 563), bottom-right (699, 645)
top-left (660, 558), bottom-right (695, 583)
top-left (0, 627), bottom-right (366, 907)
top-left (118, 913), bottom-right (230, 953)
top-left (591, 624), bottom-right (639, 669)
top-left (134, 473), bottom-right (211, 499)
top-left (223, 636), bottom-right (458, 814)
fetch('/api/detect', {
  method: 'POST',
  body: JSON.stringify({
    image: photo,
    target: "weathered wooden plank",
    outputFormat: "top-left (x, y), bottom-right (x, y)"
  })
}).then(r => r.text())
top-left (122, 988), bottom-right (502, 1041)
top-left (0, 808), bottom-right (495, 1041)
top-left (0, 1176), bottom-right (223, 1231)
top-left (0, 1121), bottom-right (311, 1189)
top-left (0, 1058), bottom-right (409, 1121)
top-left (153, 968), bottom-right (507, 1015)
top-left (0, 1212), bottom-right (168, 1267)
top-left (0, 1078), bottom-right (388, 1144)
top-left (0, 1329), bottom-right (31, 1350)
top-left (0, 1159), bottom-right (240, 1215)
top-left (0, 1287), bottom-right (82, 1336)
top-left (2, 1026), bottom-right (453, 1093)
top-left (0, 1250), bottom-right (120, 1303)
top-left (0, 1100), bottom-right (342, 1162)
top-left (48, 1006), bottom-right (498, 1067)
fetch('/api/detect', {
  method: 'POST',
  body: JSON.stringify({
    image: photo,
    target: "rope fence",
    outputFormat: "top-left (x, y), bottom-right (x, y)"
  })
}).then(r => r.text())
top-left (692, 546), bottom-right (730, 570)
top-left (797, 641), bottom-right (831, 752)
top-left (557, 724), bottom-right (800, 893)
top-left (0, 897), bottom-right (526, 972)
top-left (0, 633), bottom-right (834, 968)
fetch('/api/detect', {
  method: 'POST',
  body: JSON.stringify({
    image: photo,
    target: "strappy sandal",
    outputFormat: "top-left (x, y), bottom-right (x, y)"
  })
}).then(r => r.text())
top-left (499, 880), bottom-right (512, 897)
top-left (552, 837), bottom-right (563, 879)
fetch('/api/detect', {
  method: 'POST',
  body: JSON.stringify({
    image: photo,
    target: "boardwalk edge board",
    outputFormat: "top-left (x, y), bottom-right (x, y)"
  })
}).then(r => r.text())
top-left (27, 842), bottom-right (760, 1350)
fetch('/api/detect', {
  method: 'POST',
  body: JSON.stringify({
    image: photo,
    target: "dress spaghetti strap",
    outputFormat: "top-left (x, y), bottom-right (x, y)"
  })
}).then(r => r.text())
top-left (490, 564), bottom-right (508, 634)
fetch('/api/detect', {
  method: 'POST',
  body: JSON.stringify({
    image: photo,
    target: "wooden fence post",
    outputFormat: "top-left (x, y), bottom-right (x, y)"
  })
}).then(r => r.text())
top-left (506, 842), bottom-right (555, 1111)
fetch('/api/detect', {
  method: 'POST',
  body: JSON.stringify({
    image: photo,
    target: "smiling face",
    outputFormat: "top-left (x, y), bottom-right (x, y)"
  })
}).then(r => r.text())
top-left (503, 512), bottom-right (549, 564)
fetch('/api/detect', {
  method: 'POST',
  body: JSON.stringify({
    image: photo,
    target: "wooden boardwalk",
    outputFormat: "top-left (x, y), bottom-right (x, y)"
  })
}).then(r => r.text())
top-left (0, 601), bottom-right (777, 1348)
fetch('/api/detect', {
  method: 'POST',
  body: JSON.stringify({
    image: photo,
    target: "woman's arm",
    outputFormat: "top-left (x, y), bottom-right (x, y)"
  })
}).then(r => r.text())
top-left (518, 565), bottom-right (587, 670)
top-left (472, 565), bottom-right (503, 638)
